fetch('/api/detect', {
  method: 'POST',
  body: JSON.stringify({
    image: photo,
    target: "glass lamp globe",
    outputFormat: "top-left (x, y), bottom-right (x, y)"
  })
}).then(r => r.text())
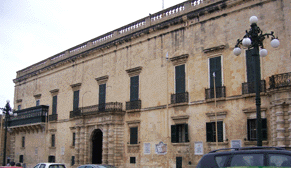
top-left (233, 47), bottom-right (242, 56)
top-left (271, 39), bottom-right (280, 48)
top-left (249, 16), bottom-right (258, 24)
top-left (260, 49), bottom-right (268, 57)
top-left (242, 38), bottom-right (252, 47)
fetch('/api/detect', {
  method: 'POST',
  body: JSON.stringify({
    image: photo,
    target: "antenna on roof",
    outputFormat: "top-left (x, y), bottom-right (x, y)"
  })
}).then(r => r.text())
top-left (162, 0), bottom-right (164, 9)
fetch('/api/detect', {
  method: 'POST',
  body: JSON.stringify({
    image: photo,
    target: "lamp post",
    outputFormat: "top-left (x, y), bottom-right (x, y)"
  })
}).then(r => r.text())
top-left (0, 100), bottom-right (16, 166)
top-left (233, 16), bottom-right (280, 146)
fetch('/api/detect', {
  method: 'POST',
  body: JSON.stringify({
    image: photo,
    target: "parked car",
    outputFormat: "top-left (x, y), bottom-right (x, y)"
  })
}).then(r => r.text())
top-left (78, 164), bottom-right (116, 168)
top-left (34, 163), bottom-right (66, 168)
top-left (196, 147), bottom-right (291, 168)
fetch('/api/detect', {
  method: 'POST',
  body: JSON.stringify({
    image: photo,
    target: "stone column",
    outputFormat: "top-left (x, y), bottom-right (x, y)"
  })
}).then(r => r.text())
top-left (79, 126), bottom-right (86, 164)
top-left (84, 126), bottom-right (89, 164)
top-left (9, 132), bottom-right (16, 162)
top-left (108, 124), bottom-right (114, 164)
top-left (113, 123), bottom-right (124, 167)
top-left (75, 127), bottom-right (80, 165)
top-left (102, 124), bottom-right (109, 164)
top-left (275, 104), bottom-right (285, 147)
top-left (270, 105), bottom-right (277, 146)
top-left (286, 103), bottom-right (291, 147)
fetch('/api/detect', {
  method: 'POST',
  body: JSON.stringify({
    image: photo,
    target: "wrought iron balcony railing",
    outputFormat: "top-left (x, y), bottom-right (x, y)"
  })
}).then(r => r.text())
top-left (49, 114), bottom-right (58, 121)
top-left (269, 72), bottom-right (291, 89)
top-left (126, 100), bottom-right (141, 111)
top-left (242, 80), bottom-right (266, 95)
top-left (8, 105), bottom-right (49, 127)
top-left (205, 86), bottom-right (226, 100)
top-left (70, 102), bottom-right (123, 118)
top-left (171, 92), bottom-right (189, 104)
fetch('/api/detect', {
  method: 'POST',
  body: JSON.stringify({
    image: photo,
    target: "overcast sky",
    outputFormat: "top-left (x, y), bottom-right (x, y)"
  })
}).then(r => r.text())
top-left (0, 0), bottom-right (186, 109)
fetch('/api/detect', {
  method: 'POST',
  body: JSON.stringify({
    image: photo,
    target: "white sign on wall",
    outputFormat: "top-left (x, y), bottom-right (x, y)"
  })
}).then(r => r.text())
top-left (194, 141), bottom-right (204, 155)
top-left (231, 140), bottom-right (241, 148)
top-left (155, 142), bottom-right (167, 155)
top-left (144, 143), bottom-right (151, 154)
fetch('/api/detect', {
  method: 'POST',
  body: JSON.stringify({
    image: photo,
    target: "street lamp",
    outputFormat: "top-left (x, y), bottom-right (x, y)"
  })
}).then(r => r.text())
top-left (233, 16), bottom-right (279, 146)
top-left (0, 100), bottom-right (16, 166)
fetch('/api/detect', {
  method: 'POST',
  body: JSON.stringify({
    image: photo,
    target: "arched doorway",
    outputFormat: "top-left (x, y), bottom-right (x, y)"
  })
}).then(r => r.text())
top-left (92, 129), bottom-right (103, 164)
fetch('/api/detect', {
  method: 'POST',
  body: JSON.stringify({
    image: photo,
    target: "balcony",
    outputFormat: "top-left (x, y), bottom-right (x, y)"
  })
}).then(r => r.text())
top-left (269, 72), bottom-right (291, 89)
top-left (205, 86), bottom-right (226, 100)
top-left (171, 92), bottom-right (189, 104)
top-left (242, 80), bottom-right (266, 95)
top-left (70, 102), bottom-right (123, 118)
top-left (9, 105), bottom-right (49, 127)
top-left (126, 100), bottom-right (141, 111)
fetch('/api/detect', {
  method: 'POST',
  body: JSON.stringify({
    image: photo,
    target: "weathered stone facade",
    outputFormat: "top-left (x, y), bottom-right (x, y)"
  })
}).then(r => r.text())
top-left (8, 0), bottom-right (290, 168)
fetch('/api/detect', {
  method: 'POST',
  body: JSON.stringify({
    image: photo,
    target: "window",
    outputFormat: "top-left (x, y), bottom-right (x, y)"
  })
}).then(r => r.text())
top-left (209, 56), bottom-right (222, 88)
top-left (18, 105), bottom-right (21, 110)
top-left (130, 76), bottom-right (139, 101)
top-left (52, 96), bottom-right (57, 115)
top-left (71, 156), bottom-right (75, 166)
top-left (175, 64), bottom-right (185, 94)
top-left (19, 155), bottom-right (23, 163)
top-left (72, 133), bottom-right (76, 146)
top-left (176, 157), bottom-right (182, 168)
top-left (48, 156), bottom-right (55, 163)
top-left (171, 124), bottom-right (189, 143)
top-left (130, 127), bottom-right (138, 144)
top-left (22, 136), bottom-right (25, 147)
top-left (73, 90), bottom-right (79, 111)
top-left (247, 119), bottom-right (267, 141)
top-left (268, 154), bottom-right (291, 167)
top-left (130, 157), bottom-right (136, 164)
top-left (36, 100), bottom-right (40, 106)
top-left (230, 154), bottom-right (264, 167)
top-left (206, 121), bottom-right (223, 142)
top-left (51, 134), bottom-right (55, 147)
top-left (99, 84), bottom-right (106, 111)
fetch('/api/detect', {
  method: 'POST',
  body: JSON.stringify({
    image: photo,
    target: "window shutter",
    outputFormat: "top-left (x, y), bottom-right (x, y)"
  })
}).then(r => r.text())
top-left (217, 121), bottom-right (223, 142)
top-left (71, 156), bottom-right (75, 166)
top-left (130, 76), bottom-right (139, 101)
top-left (130, 127), bottom-right (138, 144)
top-left (171, 125), bottom-right (178, 143)
top-left (206, 122), bottom-right (213, 142)
top-left (185, 124), bottom-right (189, 142)
top-left (246, 49), bottom-right (255, 83)
top-left (247, 119), bottom-right (251, 141)
top-left (73, 133), bottom-right (76, 146)
top-left (73, 90), bottom-right (79, 110)
top-left (262, 118), bottom-right (267, 140)
top-left (210, 57), bottom-right (222, 88)
top-left (52, 96), bottom-right (57, 115)
top-left (99, 84), bottom-right (106, 104)
top-left (175, 65), bottom-right (185, 93)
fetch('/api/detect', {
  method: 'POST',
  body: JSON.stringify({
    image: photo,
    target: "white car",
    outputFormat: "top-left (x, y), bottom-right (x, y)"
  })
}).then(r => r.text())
top-left (34, 163), bottom-right (66, 168)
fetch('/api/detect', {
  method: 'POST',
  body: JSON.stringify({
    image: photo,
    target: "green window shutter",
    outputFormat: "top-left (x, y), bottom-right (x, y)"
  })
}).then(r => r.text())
top-left (185, 124), bottom-right (189, 142)
top-left (130, 76), bottom-right (139, 101)
top-left (206, 122), bottom-right (213, 142)
top-left (73, 90), bottom-right (79, 110)
top-left (171, 125), bottom-right (178, 143)
top-left (130, 127), bottom-right (138, 144)
top-left (52, 96), bottom-right (57, 115)
top-left (210, 57), bottom-right (222, 88)
top-left (246, 49), bottom-right (255, 83)
top-left (99, 84), bottom-right (106, 104)
top-left (262, 119), bottom-right (267, 140)
top-left (217, 121), bottom-right (223, 142)
top-left (175, 65), bottom-right (185, 93)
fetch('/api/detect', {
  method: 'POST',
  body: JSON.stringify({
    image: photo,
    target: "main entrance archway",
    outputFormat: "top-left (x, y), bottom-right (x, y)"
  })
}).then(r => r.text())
top-left (92, 129), bottom-right (103, 164)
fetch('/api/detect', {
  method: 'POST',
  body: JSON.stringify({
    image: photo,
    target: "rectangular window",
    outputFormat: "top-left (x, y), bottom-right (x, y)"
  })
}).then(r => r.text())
top-left (48, 156), bottom-right (55, 163)
top-left (19, 155), bottom-right (23, 163)
top-left (246, 49), bottom-right (256, 83)
top-left (73, 90), bottom-right (79, 111)
top-left (171, 124), bottom-right (189, 143)
top-left (206, 121), bottom-right (223, 142)
top-left (130, 127), bottom-right (138, 144)
top-left (130, 157), bottom-right (136, 164)
top-left (176, 157), bottom-right (182, 168)
top-left (18, 105), bottom-right (21, 110)
top-left (36, 100), bottom-right (40, 106)
top-left (175, 64), bottom-right (185, 93)
top-left (209, 56), bottom-right (222, 88)
top-left (51, 134), bottom-right (55, 147)
top-left (71, 156), bottom-right (75, 166)
top-left (72, 133), bottom-right (76, 146)
top-left (130, 76), bottom-right (139, 101)
top-left (22, 136), bottom-right (25, 147)
top-left (52, 96), bottom-right (57, 115)
top-left (99, 84), bottom-right (106, 111)
top-left (247, 118), bottom-right (267, 141)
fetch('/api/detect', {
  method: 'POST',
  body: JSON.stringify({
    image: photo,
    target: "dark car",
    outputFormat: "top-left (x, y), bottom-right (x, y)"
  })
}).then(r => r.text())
top-left (196, 147), bottom-right (291, 168)
top-left (77, 164), bottom-right (116, 168)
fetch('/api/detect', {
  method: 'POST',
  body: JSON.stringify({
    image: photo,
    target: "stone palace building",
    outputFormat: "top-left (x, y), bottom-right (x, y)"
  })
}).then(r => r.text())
top-left (7, 0), bottom-right (291, 168)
